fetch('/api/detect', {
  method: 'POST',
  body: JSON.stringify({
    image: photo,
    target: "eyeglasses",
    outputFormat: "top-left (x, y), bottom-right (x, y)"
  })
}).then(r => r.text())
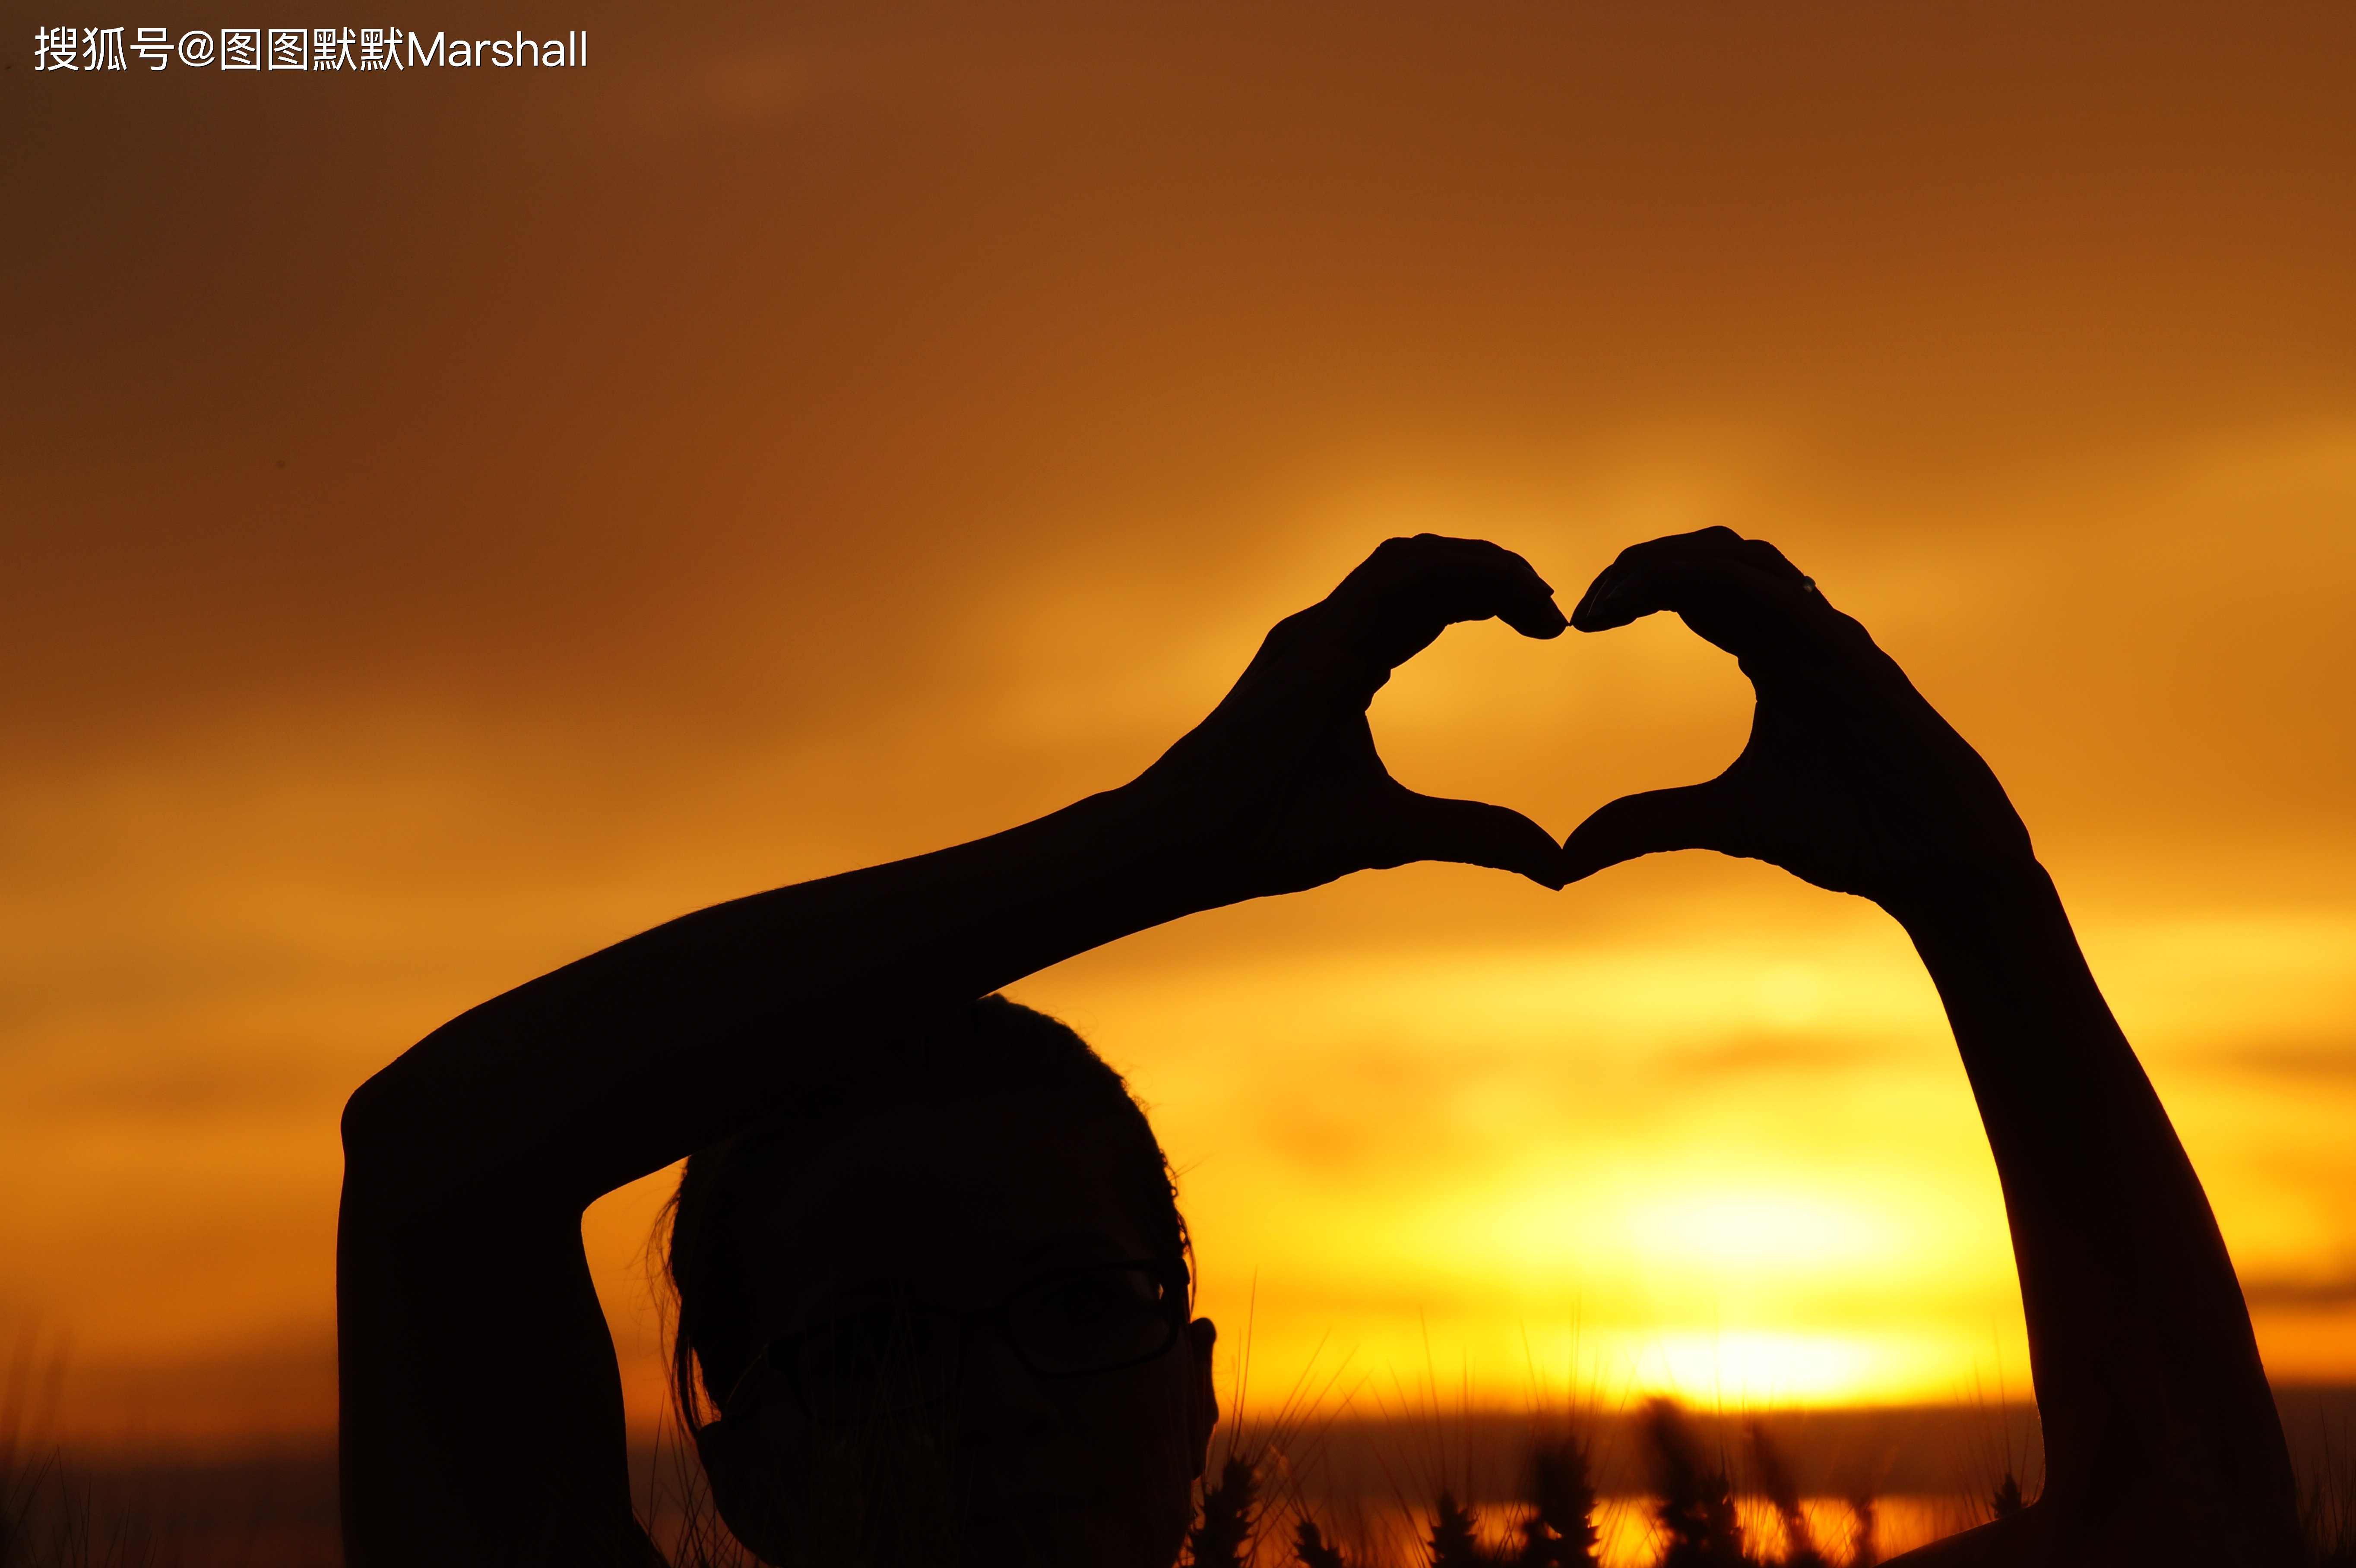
top-left (720, 1259), bottom-right (1188, 1429)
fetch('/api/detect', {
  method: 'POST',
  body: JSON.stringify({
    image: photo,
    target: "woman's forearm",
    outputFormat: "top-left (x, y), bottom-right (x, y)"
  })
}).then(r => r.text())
top-left (342, 781), bottom-right (1199, 1216)
top-left (344, 537), bottom-right (1575, 1220)
top-left (1899, 868), bottom-right (2299, 1556)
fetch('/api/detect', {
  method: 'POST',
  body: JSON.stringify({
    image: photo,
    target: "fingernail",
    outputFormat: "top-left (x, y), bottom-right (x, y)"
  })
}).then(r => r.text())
top-left (1569, 573), bottom-right (1615, 627)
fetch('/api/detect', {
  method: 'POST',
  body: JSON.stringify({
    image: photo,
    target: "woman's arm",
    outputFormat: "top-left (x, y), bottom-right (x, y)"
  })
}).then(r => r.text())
top-left (1559, 528), bottom-right (2303, 1568)
top-left (336, 536), bottom-right (1571, 1565)
top-left (1896, 873), bottom-right (2302, 1565)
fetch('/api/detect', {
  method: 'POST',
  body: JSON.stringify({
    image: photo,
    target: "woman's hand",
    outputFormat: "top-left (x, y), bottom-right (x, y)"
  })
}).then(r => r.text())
top-left (1561, 526), bottom-right (2036, 918)
top-left (1563, 529), bottom-right (2304, 1568)
top-left (1127, 533), bottom-right (1571, 904)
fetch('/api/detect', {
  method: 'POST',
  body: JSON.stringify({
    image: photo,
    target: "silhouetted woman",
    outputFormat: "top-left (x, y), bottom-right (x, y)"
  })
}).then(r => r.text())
top-left (339, 531), bottom-right (2303, 1566)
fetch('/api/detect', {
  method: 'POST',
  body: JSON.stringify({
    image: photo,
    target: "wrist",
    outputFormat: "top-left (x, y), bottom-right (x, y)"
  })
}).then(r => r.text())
top-left (1881, 851), bottom-right (2055, 936)
top-left (1052, 780), bottom-right (1227, 923)
top-left (1888, 857), bottom-right (2101, 1013)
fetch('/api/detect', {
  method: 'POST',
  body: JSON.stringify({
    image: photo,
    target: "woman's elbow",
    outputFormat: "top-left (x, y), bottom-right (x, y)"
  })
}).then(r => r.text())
top-left (338, 1057), bottom-right (470, 1227)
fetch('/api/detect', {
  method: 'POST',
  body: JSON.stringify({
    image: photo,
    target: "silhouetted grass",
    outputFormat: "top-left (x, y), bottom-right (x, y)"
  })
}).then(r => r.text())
top-left (6, 1376), bottom-right (2351, 1566)
top-left (1514, 1433), bottom-right (1602, 1568)
top-left (0, 1445), bottom-right (187, 1568)
top-left (1203, 1353), bottom-right (1612, 1568)
top-left (0, 1332), bottom-right (169, 1568)
top-left (1423, 1490), bottom-right (1484, 1568)
top-left (1745, 1423), bottom-right (1827, 1568)
top-left (1191, 1452), bottom-right (1263, 1568)
top-left (1293, 1517), bottom-right (1350, 1568)
top-left (1644, 1400), bottom-right (1745, 1568)
top-left (1195, 1390), bottom-right (1983, 1568)
top-left (2303, 1429), bottom-right (2356, 1568)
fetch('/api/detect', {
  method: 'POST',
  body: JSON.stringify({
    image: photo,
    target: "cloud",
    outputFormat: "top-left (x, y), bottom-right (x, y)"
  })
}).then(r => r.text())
top-left (2245, 1273), bottom-right (2356, 1310)
top-left (2201, 1046), bottom-right (2356, 1083)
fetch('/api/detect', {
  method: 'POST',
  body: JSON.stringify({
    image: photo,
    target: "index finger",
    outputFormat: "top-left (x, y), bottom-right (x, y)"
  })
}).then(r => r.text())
top-left (1567, 527), bottom-right (1845, 663)
top-left (1322, 534), bottom-right (1568, 676)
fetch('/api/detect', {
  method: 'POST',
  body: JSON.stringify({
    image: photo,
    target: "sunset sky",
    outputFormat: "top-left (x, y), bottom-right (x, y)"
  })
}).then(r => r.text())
top-left (4, 0), bottom-right (2353, 1443)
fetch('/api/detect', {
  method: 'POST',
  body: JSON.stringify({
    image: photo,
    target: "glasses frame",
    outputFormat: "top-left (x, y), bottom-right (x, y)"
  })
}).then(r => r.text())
top-left (716, 1257), bottom-right (1191, 1429)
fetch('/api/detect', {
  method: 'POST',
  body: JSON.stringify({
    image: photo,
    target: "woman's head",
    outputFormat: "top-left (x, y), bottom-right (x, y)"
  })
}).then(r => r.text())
top-left (665, 997), bottom-right (1217, 1568)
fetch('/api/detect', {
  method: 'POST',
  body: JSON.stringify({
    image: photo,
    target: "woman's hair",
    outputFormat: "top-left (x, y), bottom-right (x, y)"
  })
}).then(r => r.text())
top-left (660, 994), bottom-right (1191, 1427)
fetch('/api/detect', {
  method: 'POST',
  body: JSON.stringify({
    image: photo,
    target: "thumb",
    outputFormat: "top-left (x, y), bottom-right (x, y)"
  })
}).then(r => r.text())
top-left (1386, 791), bottom-right (1568, 890)
top-left (1561, 780), bottom-right (1735, 885)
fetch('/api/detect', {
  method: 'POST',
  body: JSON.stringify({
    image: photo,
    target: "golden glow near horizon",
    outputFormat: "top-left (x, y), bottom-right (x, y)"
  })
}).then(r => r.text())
top-left (9, 437), bottom-right (2356, 1440)
top-left (6, 2), bottom-right (2354, 1443)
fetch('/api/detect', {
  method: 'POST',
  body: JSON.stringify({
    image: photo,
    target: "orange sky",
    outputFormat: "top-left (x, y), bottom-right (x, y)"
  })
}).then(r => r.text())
top-left (4, 0), bottom-right (2353, 1441)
